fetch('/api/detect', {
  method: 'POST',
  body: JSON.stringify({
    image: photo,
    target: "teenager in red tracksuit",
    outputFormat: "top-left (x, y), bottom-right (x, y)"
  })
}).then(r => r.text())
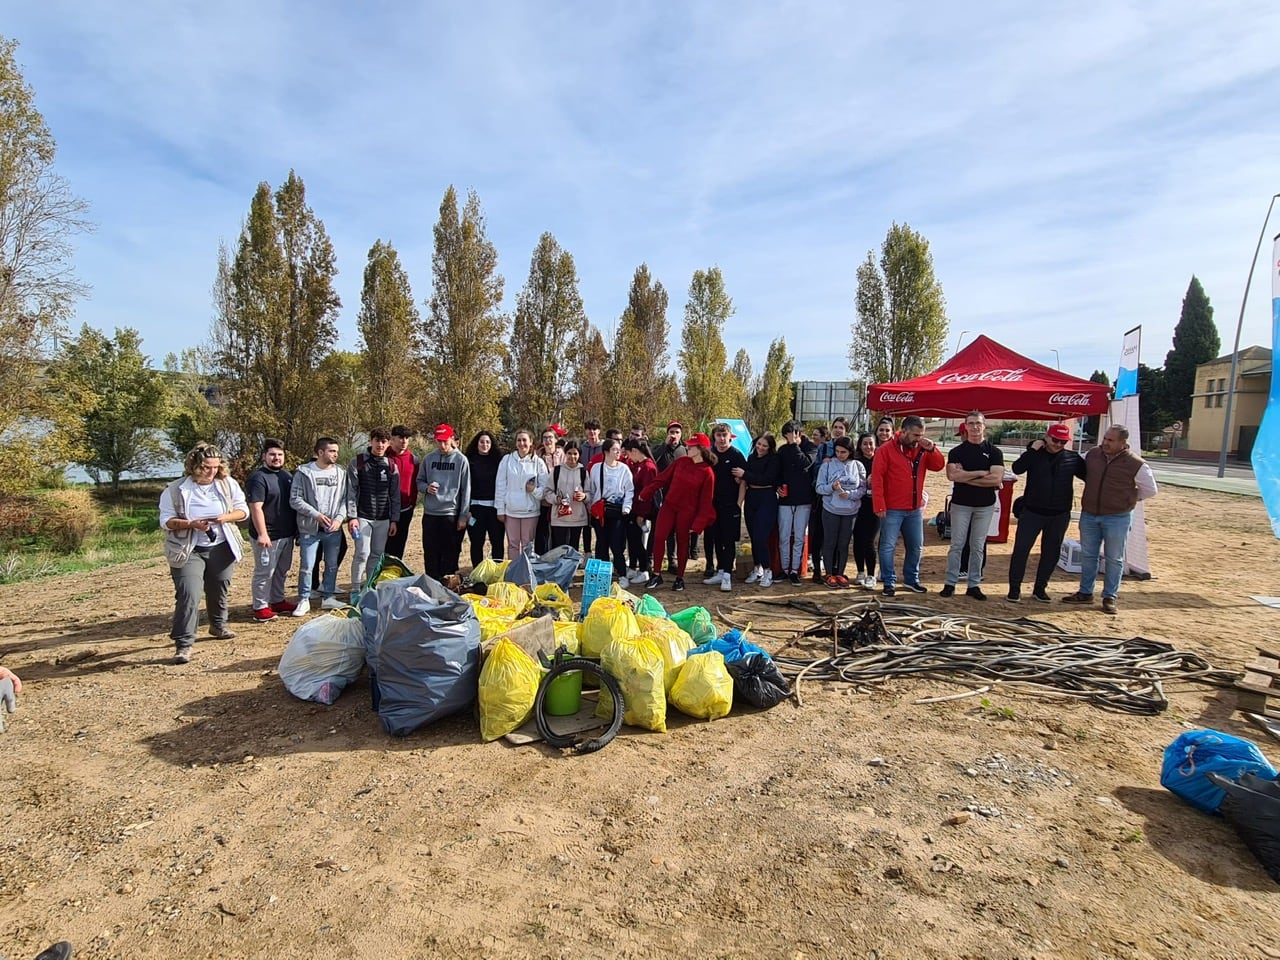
top-left (385, 424), bottom-right (419, 561)
top-left (640, 433), bottom-right (717, 592)
top-left (870, 414), bottom-right (945, 596)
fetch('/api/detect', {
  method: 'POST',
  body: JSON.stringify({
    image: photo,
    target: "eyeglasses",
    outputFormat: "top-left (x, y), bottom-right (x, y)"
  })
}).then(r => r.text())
top-left (1045, 437), bottom-right (1065, 445)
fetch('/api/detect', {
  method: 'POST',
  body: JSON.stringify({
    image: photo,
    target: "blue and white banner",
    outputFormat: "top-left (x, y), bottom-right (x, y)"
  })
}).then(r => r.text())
top-left (1252, 232), bottom-right (1280, 538)
top-left (1114, 326), bottom-right (1141, 399)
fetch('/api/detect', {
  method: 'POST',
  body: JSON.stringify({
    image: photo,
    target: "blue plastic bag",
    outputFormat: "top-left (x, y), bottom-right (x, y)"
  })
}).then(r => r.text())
top-left (1161, 729), bottom-right (1278, 813)
top-left (689, 628), bottom-right (770, 664)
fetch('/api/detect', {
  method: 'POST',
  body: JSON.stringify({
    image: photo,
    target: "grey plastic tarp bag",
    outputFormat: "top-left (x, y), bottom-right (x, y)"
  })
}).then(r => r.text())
top-left (359, 573), bottom-right (422, 712)
top-left (372, 574), bottom-right (481, 737)
top-left (505, 544), bottom-right (583, 592)
top-left (279, 613), bottom-right (366, 705)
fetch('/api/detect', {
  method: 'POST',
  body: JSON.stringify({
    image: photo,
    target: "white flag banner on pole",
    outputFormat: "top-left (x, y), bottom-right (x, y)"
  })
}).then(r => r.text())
top-left (1252, 232), bottom-right (1280, 537)
top-left (1109, 326), bottom-right (1151, 578)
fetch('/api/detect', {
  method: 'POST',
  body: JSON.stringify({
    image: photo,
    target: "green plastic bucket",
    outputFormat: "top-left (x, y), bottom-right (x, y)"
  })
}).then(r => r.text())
top-left (544, 668), bottom-right (583, 716)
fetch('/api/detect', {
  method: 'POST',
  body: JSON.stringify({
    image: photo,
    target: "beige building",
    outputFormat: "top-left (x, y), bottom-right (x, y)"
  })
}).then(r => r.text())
top-left (1182, 345), bottom-right (1271, 461)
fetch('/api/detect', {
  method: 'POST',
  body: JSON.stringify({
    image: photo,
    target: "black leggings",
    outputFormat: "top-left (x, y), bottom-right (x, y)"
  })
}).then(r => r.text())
top-left (550, 525), bottom-right (585, 551)
top-left (706, 503), bottom-right (741, 573)
top-left (851, 502), bottom-right (879, 576)
top-left (596, 510), bottom-right (628, 578)
top-left (467, 504), bottom-right (505, 565)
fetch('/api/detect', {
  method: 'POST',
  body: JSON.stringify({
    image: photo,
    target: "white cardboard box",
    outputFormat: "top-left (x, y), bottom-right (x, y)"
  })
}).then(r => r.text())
top-left (1058, 537), bottom-right (1083, 573)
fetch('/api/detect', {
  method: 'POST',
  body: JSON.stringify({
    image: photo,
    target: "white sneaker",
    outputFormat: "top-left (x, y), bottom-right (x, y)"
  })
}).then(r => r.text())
top-left (618, 576), bottom-right (629, 588)
top-left (760, 571), bottom-right (773, 588)
top-left (626, 568), bottom-right (641, 581)
top-left (320, 596), bottom-right (344, 611)
top-left (864, 574), bottom-right (877, 590)
top-left (745, 566), bottom-right (761, 584)
top-left (720, 574), bottom-right (732, 592)
top-left (703, 572), bottom-right (723, 585)
top-left (292, 600), bottom-right (310, 617)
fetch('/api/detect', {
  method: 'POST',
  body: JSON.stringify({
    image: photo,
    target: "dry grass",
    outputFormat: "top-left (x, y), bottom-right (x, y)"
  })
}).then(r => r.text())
top-left (35, 488), bottom-right (102, 552)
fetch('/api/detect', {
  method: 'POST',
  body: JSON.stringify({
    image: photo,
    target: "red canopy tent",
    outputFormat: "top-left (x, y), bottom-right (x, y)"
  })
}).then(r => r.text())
top-left (866, 335), bottom-right (1111, 419)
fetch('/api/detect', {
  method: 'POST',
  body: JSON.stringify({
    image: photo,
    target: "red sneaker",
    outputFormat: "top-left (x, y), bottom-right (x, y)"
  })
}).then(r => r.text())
top-left (835, 575), bottom-right (850, 587)
top-left (253, 607), bottom-right (277, 622)
top-left (270, 600), bottom-right (298, 613)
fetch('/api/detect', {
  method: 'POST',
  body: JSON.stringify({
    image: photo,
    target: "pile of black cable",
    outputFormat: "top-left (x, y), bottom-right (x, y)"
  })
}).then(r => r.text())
top-left (799, 606), bottom-right (891, 649)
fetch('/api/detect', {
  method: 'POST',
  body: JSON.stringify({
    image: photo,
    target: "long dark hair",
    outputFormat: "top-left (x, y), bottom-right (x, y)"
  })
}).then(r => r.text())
top-left (622, 438), bottom-right (653, 460)
top-left (855, 432), bottom-right (876, 469)
top-left (750, 433), bottom-right (777, 458)
top-left (465, 430), bottom-right (503, 459)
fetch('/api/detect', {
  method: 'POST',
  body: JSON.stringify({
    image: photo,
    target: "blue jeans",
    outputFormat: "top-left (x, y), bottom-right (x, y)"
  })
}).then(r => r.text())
top-left (1077, 510), bottom-right (1132, 599)
top-left (298, 529), bottom-right (343, 601)
top-left (879, 508), bottom-right (924, 587)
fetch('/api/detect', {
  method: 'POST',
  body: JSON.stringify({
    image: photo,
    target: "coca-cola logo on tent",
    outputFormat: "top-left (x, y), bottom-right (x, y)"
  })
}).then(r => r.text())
top-left (878, 391), bottom-right (915, 403)
top-left (1049, 393), bottom-right (1093, 407)
top-left (937, 368), bottom-right (1027, 384)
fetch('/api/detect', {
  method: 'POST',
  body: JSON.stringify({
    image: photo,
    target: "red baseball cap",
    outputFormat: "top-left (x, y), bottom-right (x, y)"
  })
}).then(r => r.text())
top-left (1047, 423), bottom-right (1071, 441)
top-left (434, 424), bottom-right (455, 441)
top-left (687, 432), bottom-right (712, 448)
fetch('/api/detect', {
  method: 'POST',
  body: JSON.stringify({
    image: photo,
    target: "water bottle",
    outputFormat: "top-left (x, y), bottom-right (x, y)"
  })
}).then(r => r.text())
top-left (352, 524), bottom-right (362, 541)
top-left (259, 546), bottom-right (271, 565)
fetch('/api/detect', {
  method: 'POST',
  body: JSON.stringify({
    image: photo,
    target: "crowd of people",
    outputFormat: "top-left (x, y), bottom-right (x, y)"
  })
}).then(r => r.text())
top-left (157, 415), bottom-right (1156, 662)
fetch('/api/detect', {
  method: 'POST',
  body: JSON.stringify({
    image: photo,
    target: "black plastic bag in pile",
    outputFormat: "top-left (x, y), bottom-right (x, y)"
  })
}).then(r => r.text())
top-left (1207, 770), bottom-right (1280, 884)
top-left (726, 653), bottom-right (791, 709)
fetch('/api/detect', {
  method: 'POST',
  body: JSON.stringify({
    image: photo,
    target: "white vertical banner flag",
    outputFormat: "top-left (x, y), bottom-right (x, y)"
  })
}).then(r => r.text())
top-left (1252, 232), bottom-right (1280, 537)
top-left (1107, 326), bottom-right (1151, 578)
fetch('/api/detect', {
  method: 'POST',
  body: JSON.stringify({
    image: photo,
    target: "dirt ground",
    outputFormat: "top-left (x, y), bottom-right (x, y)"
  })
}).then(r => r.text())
top-left (3, 474), bottom-right (1280, 960)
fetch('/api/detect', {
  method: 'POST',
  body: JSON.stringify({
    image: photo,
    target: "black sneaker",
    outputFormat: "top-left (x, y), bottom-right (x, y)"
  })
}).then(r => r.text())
top-left (646, 573), bottom-right (664, 590)
top-left (35, 944), bottom-right (73, 960)
top-left (966, 586), bottom-right (987, 601)
top-left (1006, 590), bottom-right (1022, 603)
top-left (673, 577), bottom-right (685, 592)
top-left (811, 572), bottom-right (825, 585)
top-left (788, 572), bottom-right (802, 586)
top-left (1061, 591), bottom-right (1094, 604)
top-left (903, 582), bottom-right (927, 593)
top-left (882, 584), bottom-right (896, 597)
top-left (939, 584), bottom-right (955, 598)
top-left (1031, 590), bottom-right (1051, 603)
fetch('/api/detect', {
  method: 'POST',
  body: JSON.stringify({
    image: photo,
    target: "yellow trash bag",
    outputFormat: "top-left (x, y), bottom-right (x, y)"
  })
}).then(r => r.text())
top-left (486, 581), bottom-right (533, 616)
top-left (610, 582), bottom-right (642, 607)
top-left (469, 596), bottom-right (520, 643)
top-left (597, 635), bottom-right (667, 732)
top-left (533, 583), bottom-right (575, 621)
top-left (638, 615), bottom-right (695, 693)
top-left (581, 596), bottom-right (640, 658)
top-left (670, 651), bottom-right (734, 720)
top-left (470, 558), bottom-right (510, 585)
top-left (552, 619), bottom-right (582, 655)
top-left (477, 637), bottom-right (542, 741)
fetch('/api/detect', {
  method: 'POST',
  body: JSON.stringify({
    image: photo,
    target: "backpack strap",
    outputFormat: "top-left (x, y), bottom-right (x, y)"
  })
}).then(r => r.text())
top-left (554, 464), bottom-right (561, 490)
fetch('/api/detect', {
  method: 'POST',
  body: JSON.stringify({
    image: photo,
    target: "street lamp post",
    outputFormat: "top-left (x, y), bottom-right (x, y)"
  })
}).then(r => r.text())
top-left (954, 330), bottom-right (972, 356)
top-left (1049, 349), bottom-right (1060, 370)
top-left (1217, 193), bottom-right (1280, 479)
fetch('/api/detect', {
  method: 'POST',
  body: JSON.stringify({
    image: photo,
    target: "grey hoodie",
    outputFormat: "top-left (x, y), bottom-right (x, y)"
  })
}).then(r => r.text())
top-left (418, 447), bottom-right (472, 519)
top-left (290, 461), bottom-right (349, 535)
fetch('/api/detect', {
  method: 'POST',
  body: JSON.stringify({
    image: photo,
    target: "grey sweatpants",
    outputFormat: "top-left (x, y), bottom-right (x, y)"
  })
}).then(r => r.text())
top-left (251, 537), bottom-right (294, 609)
top-left (170, 541), bottom-right (237, 650)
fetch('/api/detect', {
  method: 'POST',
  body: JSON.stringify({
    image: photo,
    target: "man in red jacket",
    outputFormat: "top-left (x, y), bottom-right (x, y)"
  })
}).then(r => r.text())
top-left (384, 425), bottom-right (419, 561)
top-left (871, 415), bottom-right (945, 597)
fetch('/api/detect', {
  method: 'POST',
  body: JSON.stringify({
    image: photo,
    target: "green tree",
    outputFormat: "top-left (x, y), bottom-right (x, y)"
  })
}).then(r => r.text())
top-left (357, 240), bottom-right (421, 431)
top-left (1084, 369), bottom-right (1110, 440)
top-left (51, 325), bottom-right (170, 493)
top-left (730, 347), bottom-right (755, 424)
top-left (849, 222), bottom-right (948, 385)
top-left (1162, 276), bottom-right (1219, 424)
top-left (1137, 363), bottom-right (1169, 440)
top-left (750, 337), bottom-right (795, 435)
top-left (314, 350), bottom-right (364, 449)
top-left (505, 232), bottom-right (587, 430)
top-left (607, 264), bottom-right (679, 430)
top-left (0, 36), bottom-right (91, 494)
top-left (162, 347), bottom-right (221, 457)
top-left (211, 172), bottom-right (340, 461)
top-left (679, 267), bottom-right (739, 427)
top-left (564, 325), bottom-right (609, 434)
top-left (424, 187), bottom-right (507, 437)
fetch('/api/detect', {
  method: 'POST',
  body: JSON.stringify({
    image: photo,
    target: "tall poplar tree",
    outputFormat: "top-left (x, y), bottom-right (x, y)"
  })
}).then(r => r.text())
top-left (0, 36), bottom-right (91, 493)
top-left (211, 171), bottom-right (340, 459)
top-left (678, 266), bottom-right (738, 426)
top-left (751, 337), bottom-right (795, 435)
top-left (566, 325), bottom-right (610, 432)
top-left (505, 232), bottom-right (587, 430)
top-left (424, 187), bottom-right (506, 437)
top-left (357, 239), bottom-right (421, 430)
top-left (849, 222), bottom-right (948, 385)
top-left (1162, 275), bottom-right (1219, 423)
top-left (607, 264), bottom-right (679, 431)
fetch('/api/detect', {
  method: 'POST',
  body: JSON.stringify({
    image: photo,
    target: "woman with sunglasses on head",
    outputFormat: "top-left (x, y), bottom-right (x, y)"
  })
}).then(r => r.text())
top-left (158, 443), bottom-right (249, 664)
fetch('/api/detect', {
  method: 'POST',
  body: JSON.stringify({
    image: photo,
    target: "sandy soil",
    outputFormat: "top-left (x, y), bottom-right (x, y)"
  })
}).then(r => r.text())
top-left (3, 474), bottom-right (1280, 960)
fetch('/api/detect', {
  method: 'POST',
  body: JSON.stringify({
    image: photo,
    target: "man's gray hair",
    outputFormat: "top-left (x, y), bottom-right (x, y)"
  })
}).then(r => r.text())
top-left (1107, 424), bottom-right (1130, 441)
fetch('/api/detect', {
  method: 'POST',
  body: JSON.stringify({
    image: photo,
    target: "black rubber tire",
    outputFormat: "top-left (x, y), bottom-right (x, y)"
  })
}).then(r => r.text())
top-left (534, 658), bottom-right (624, 754)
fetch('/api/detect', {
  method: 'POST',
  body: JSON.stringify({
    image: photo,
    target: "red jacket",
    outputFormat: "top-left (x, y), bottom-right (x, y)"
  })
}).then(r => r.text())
top-left (641, 456), bottom-right (717, 533)
top-left (628, 458), bottom-right (659, 518)
top-left (870, 433), bottom-right (945, 512)
top-left (387, 448), bottom-right (419, 510)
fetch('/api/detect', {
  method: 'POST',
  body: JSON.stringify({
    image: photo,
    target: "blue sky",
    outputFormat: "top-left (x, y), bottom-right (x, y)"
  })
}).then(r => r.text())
top-left (8, 1), bottom-right (1279, 387)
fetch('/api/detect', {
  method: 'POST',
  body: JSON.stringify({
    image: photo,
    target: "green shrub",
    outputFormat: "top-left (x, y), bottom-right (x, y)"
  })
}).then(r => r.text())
top-left (37, 489), bottom-right (102, 552)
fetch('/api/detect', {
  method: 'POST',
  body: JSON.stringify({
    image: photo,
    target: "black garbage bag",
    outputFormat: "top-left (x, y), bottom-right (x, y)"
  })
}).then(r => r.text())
top-left (1207, 771), bottom-right (1280, 884)
top-left (372, 574), bottom-right (481, 737)
top-left (725, 653), bottom-right (791, 709)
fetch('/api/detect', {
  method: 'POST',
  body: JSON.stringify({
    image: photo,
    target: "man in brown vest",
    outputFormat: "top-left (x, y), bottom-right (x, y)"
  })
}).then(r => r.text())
top-left (1061, 425), bottom-right (1157, 614)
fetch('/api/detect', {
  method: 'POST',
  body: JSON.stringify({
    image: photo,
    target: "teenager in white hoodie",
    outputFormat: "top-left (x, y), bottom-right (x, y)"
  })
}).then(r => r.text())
top-left (495, 429), bottom-right (549, 558)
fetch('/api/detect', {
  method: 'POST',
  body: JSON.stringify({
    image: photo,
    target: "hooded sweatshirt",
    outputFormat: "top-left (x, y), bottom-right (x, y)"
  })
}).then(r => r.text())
top-left (816, 457), bottom-right (867, 516)
top-left (494, 452), bottom-right (549, 519)
top-left (418, 447), bottom-right (471, 520)
top-left (290, 460), bottom-right (349, 535)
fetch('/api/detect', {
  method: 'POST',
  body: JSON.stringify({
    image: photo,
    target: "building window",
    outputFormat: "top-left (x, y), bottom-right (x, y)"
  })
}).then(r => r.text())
top-left (1205, 395), bottom-right (1213, 408)
top-left (1215, 394), bottom-right (1224, 407)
